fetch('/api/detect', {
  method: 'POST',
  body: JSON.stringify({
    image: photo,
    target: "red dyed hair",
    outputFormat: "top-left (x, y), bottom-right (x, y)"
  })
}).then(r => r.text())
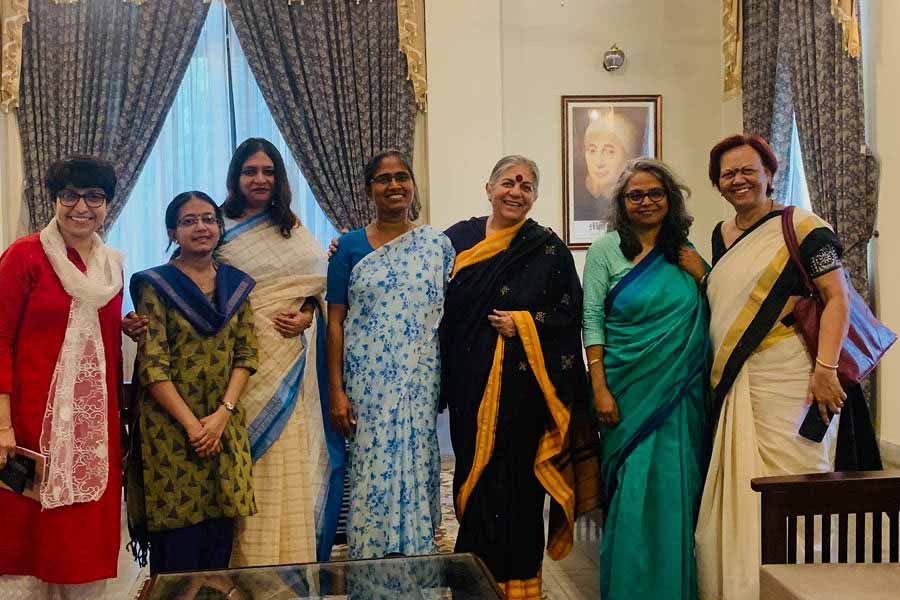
top-left (708, 133), bottom-right (779, 196)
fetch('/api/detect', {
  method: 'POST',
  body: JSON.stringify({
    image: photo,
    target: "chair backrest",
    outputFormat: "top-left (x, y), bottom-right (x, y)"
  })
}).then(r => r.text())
top-left (752, 471), bottom-right (900, 565)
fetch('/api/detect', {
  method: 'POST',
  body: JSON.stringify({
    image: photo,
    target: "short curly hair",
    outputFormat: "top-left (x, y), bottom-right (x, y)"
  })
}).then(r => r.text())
top-left (46, 155), bottom-right (117, 203)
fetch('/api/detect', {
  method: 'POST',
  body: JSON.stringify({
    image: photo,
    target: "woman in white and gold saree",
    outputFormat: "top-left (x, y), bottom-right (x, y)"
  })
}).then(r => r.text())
top-left (695, 134), bottom-right (881, 600)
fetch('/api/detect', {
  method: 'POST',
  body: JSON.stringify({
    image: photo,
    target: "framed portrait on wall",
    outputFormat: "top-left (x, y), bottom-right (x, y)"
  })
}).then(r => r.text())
top-left (561, 95), bottom-right (662, 248)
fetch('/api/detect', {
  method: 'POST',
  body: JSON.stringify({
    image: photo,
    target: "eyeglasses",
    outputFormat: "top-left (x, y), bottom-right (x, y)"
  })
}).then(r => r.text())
top-left (624, 188), bottom-right (667, 204)
top-left (57, 189), bottom-right (107, 208)
top-left (370, 172), bottom-right (412, 186)
top-left (719, 167), bottom-right (759, 181)
top-left (177, 214), bottom-right (219, 228)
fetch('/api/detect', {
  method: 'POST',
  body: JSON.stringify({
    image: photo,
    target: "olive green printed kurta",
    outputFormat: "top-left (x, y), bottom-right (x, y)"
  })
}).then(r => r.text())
top-left (135, 280), bottom-right (259, 532)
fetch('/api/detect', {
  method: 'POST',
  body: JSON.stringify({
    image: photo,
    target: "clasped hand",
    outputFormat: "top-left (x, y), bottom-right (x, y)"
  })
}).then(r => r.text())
top-left (186, 406), bottom-right (230, 458)
top-left (273, 310), bottom-right (313, 338)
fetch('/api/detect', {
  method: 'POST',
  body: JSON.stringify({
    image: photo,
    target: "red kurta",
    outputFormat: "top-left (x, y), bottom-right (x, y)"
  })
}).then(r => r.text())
top-left (0, 233), bottom-right (122, 584)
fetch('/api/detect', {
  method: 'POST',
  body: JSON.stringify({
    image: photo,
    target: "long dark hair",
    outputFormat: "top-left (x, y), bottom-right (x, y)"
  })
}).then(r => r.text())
top-left (165, 190), bottom-right (224, 253)
top-left (222, 138), bottom-right (297, 237)
top-left (610, 158), bottom-right (693, 264)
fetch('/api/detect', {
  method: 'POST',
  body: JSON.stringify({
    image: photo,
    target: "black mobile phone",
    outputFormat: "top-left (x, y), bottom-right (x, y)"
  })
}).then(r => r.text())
top-left (798, 404), bottom-right (834, 443)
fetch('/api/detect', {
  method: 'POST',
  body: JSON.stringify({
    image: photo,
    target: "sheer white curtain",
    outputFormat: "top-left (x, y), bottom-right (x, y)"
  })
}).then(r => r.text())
top-left (108, 0), bottom-right (337, 312)
top-left (784, 115), bottom-right (812, 210)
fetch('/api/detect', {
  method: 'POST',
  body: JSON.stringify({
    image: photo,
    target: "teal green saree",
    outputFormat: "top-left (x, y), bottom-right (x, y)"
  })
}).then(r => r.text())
top-left (599, 246), bottom-right (710, 600)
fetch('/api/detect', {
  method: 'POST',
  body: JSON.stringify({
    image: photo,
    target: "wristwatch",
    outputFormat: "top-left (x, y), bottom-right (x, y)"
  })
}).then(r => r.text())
top-left (221, 400), bottom-right (237, 414)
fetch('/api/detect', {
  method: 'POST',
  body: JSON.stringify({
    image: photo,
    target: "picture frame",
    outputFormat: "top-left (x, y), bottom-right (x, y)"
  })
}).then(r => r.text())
top-left (561, 95), bottom-right (662, 249)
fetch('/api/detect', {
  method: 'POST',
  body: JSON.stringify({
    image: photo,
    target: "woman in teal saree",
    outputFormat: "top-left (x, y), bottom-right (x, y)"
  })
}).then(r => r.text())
top-left (583, 159), bottom-right (710, 600)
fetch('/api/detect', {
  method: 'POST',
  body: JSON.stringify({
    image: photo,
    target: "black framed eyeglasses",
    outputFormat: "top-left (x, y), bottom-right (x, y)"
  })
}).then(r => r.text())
top-left (370, 172), bottom-right (412, 186)
top-left (624, 188), bottom-right (667, 204)
top-left (57, 189), bottom-right (108, 208)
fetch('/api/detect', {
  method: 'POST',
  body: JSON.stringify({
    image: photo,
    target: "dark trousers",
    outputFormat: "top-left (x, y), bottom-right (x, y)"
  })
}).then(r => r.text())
top-left (149, 517), bottom-right (235, 575)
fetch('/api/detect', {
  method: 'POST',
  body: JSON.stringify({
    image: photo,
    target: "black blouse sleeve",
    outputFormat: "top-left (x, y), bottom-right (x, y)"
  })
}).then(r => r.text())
top-left (798, 227), bottom-right (843, 279)
top-left (711, 222), bottom-right (726, 265)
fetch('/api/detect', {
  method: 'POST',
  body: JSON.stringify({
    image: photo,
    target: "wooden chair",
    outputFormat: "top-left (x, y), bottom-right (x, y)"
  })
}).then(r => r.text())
top-left (751, 470), bottom-right (900, 565)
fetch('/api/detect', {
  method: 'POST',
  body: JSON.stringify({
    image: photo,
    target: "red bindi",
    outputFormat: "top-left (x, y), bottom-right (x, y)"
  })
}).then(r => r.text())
top-left (515, 174), bottom-right (523, 182)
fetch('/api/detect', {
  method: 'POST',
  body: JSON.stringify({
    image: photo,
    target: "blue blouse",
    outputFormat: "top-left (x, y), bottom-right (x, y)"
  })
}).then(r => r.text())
top-left (326, 228), bottom-right (375, 305)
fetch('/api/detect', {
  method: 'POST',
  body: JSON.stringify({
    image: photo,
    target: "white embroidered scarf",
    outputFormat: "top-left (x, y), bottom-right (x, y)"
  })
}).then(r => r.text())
top-left (38, 218), bottom-right (123, 509)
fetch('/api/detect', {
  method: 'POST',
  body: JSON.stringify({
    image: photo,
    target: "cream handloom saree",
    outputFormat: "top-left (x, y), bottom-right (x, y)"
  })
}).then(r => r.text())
top-left (695, 208), bottom-right (839, 600)
top-left (219, 214), bottom-right (341, 566)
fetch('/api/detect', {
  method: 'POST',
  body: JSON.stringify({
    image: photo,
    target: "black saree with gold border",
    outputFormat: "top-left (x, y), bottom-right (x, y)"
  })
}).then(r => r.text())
top-left (440, 218), bottom-right (601, 595)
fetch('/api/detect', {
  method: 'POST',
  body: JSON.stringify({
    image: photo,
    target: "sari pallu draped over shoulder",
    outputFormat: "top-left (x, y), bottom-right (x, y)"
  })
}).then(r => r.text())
top-left (218, 213), bottom-right (343, 565)
top-left (599, 246), bottom-right (710, 600)
top-left (441, 219), bottom-right (602, 588)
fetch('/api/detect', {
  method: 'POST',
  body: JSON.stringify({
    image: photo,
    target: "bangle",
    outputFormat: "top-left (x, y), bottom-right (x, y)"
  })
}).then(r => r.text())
top-left (588, 357), bottom-right (602, 366)
top-left (225, 587), bottom-right (238, 600)
top-left (0, 424), bottom-right (11, 432)
top-left (815, 357), bottom-right (839, 370)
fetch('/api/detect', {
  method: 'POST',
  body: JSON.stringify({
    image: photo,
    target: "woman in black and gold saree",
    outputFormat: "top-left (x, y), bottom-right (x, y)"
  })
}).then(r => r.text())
top-left (440, 155), bottom-right (601, 600)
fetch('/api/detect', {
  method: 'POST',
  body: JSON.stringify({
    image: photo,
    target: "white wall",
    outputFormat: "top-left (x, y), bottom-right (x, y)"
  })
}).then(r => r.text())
top-left (426, 0), bottom-right (737, 273)
top-left (862, 0), bottom-right (900, 446)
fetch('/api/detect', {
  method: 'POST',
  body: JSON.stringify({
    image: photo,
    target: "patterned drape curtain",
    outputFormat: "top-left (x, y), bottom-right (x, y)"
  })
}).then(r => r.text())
top-left (781, 0), bottom-right (877, 298)
top-left (0, 0), bottom-right (28, 114)
top-left (18, 0), bottom-right (209, 231)
top-left (740, 0), bottom-right (793, 201)
top-left (225, 0), bottom-right (417, 230)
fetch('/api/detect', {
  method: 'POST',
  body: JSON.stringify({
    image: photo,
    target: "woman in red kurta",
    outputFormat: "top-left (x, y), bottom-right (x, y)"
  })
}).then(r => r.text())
top-left (0, 156), bottom-right (123, 597)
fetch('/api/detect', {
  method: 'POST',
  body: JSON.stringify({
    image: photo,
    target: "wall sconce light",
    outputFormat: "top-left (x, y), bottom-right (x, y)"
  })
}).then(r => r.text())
top-left (603, 44), bottom-right (626, 72)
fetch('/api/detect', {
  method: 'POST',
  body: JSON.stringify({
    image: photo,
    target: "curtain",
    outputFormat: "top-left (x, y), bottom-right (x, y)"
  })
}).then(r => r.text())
top-left (781, 0), bottom-right (877, 298)
top-left (1, 0), bottom-right (28, 114)
top-left (17, 0), bottom-right (208, 232)
top-left (107, 1), bottom-right (338, 313)
top-left (722, 0), bottom-right (742, 97)
top-left (740, 0), bottom-right (793, 201)
top-left (225, 0), bottom-right (417, 230)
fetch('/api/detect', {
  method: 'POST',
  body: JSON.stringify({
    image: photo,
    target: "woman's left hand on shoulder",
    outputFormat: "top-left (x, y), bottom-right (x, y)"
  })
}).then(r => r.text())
top-left (487, 309), bottom-right (518, 338)
top-left (677, 246), bottom-right (707, 283)
top-left (273, 310), bottom-right (313, 338)
top-left (807, 365), bottom-right (847, 424)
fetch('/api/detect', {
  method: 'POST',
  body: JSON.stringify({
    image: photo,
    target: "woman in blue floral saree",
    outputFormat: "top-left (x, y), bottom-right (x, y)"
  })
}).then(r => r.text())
top-left (325, 150), bottom-right (455, 559)
top-left (583, 159), bottom-right (711, 600)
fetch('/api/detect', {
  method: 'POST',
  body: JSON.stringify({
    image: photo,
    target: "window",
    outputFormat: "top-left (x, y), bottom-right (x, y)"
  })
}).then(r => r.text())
top-left (107, 1), bottom-right (338, 312)
top-left (783, 114), bottom-right (812, 210)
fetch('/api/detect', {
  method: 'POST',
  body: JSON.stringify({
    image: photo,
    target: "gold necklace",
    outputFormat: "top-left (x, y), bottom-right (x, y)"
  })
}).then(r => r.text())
top-left (734, 198), bottom-right (774, 231)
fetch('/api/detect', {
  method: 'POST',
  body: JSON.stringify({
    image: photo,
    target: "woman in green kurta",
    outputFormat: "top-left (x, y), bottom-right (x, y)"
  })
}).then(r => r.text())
top-left (583, 159), bottom-right (710, 600)
top-left (126, 191), bottom-right (258, 575)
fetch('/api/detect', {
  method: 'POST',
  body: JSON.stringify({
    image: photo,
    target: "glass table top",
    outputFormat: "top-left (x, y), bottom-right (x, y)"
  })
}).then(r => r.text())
top-left (140, 552), bottom-right (503, 600)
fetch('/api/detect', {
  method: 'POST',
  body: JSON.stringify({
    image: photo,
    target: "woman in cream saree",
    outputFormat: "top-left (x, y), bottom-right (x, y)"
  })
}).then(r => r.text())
top-left (220, 212), bottom-right (342, 566)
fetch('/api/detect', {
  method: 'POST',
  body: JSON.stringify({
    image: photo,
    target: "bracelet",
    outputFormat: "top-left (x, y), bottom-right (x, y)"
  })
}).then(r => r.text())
top-left (0, 424), bottom-right (11, 432)
top-left (815, 356), bottom-right (839, 370)
top-left (225, 587), bottom-right (238, 600)
top-left (588, 357), bottom-right (602, 366)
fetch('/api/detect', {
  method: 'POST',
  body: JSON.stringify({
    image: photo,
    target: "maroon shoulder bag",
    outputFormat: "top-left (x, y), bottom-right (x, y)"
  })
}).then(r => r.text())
top-left (781, 206), bottom-right (896, 385)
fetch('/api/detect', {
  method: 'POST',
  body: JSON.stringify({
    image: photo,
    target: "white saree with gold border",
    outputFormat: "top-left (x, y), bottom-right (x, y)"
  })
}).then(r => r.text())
top-left (696, 208), bottom-right (839, 600)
